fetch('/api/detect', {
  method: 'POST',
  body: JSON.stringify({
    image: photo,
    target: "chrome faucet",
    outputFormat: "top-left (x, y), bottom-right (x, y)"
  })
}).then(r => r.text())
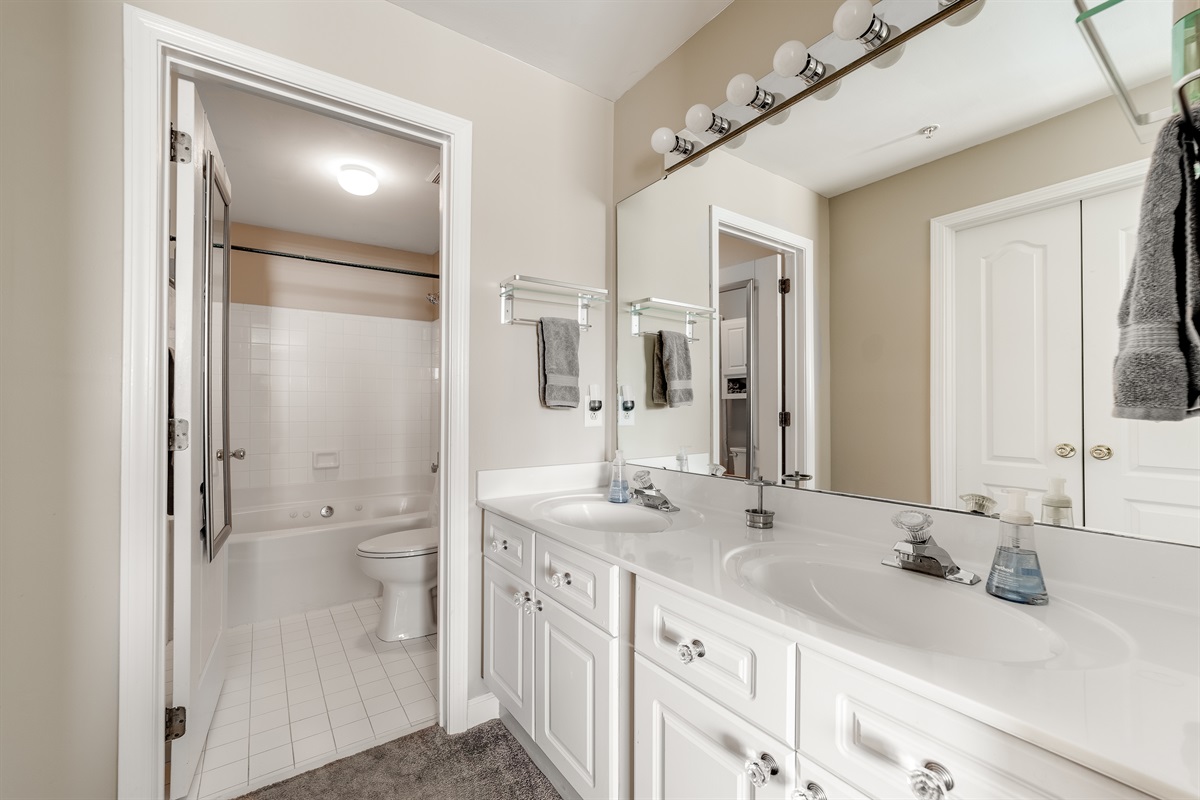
top-left (631, 470), bottom-right (679, 513)
top-left (882, 510), bottom-right (980, 585)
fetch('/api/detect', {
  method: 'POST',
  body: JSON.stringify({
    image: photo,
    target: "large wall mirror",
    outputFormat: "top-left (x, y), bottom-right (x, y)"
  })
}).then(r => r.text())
top-left (616, 0), bottom-right (1200, 546)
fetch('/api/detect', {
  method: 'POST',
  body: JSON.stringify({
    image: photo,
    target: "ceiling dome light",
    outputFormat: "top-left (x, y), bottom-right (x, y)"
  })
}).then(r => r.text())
top-left (338, 165), bottom-right (379, 196)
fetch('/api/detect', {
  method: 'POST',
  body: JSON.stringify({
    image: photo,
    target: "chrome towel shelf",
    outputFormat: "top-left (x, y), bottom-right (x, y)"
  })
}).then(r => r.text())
top-left (500, 275), bottom-right (608, 330)
top-left (628, 297), bottom-right (716, 342)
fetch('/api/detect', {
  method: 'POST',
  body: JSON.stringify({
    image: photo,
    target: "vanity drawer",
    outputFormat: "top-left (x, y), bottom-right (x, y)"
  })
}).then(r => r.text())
top-left (533, 535), bottom-right (621, 636)
top-left (799, 652), bottom-right (1153, 800)
top-left (483, 512), bottom-right (534, 583)
top-left (795, 754), bottom-right (870, 800)
top-left (634, 578), bottom-right (798, 747)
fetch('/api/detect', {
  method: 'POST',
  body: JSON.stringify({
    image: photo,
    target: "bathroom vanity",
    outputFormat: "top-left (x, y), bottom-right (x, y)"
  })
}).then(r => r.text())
top-left (478, 465), bottom-right (1198, 800)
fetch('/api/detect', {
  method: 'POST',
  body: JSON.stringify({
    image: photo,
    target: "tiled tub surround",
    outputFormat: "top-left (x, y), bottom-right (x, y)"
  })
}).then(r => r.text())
top-left (476, 463), bottom-right (1200, 799)
top-left (228, 304), bottom-right (436, 489)
top-left (195, 598), bottom-right (439, 799)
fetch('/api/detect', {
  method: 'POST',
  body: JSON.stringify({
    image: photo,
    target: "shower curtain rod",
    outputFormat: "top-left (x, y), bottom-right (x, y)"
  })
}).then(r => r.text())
top-left (200, 240), bottom-right (440, 279)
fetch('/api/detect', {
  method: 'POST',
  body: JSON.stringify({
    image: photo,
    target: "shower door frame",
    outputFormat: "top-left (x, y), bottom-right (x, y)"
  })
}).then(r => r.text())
top-left (118, 7), bottom-right (476, 797)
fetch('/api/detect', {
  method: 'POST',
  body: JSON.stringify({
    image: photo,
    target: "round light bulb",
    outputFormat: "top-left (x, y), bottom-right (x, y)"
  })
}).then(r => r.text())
top-left (833, 0), bottom-right (875, 41)
top-left (337, 165), bottom-right (378, 196)
top-left (686, 104), bottom-right (714, 134)
top-left (773, 41), bottom-right (810, 78)
top-left (726, 73), bottom-right (759, 107)
top-left (650, 127), bottom-right (679, 155)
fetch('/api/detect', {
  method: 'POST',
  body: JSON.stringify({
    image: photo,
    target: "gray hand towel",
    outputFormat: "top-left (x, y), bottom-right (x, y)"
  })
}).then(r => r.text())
top-left (652, 330), bottom-right (693, 408)
top-left (537, 317), bottom-right (580, 409)
top-left (1113, 115), bottom-right (1200, 421)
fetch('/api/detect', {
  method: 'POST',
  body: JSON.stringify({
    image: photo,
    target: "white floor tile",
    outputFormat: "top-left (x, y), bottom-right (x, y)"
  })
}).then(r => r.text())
top-left (357, 677), bottom-right (394, 701)
top-left (403, 696), bottom-right (437, 723)
top-left (312, 639), bottom-right (342, 656)
top-left (332, 717), bottom-right (374, 751)
top-left (227, 662), bottom-right (252, 679)
top-left (284, 658), bottom-right (318, 677)
top-left (250, 678), bottom-right (287, 701)
top-left (395, 683), bottom-right (431, 705)
top-left (321, 673), bottom-right (356, 695)
top-left (251, 666), bottom-right (286, 686)
top-left (362, 691), bottom-right (400, 717)
top-left (285, 670), bottom-right (321, 691)
top-left (382, 655), bottom-right (416, 675)
top-left (328, 701), bottom-right (366, 729)
top-left (224, 674), bottom-right (252, 693)
top-left (389, 671), bottom-right (424, 692)
top-left (354, 665), bottom-right (387, 686)
top-left (290, 712), bottom-right (330, 742)
top-left (349, 654), bottom-right (381, 673)
top-left (250, 691), bottom-right (288, 716)
top-left (253, 655), bottom-right (284, 673)
top-left (206, 719), bottom-right (250, 750)
top-left (291, 729), bottom-right (336, 764)
top-left (286, 682), bottom-right (323, 705)
top-left (368, 706), bottom-right (410, 737)
top-left (417, 665), bottom-right (438, 682)
top-left (210, 702), bottom-right (250, 729)
top-left (324, 687), bottom-right (361, 711)
top-left (202, 738), bottom-right (248, 771)
top-left (289, 697), bottom-right (326, 722)
top-left (248, 724), bottom-right (291, 757)
top-left (248, 708), bottom-right (290, 736)
top-left (228, 651), bottom-right (252, 667)
top-left (248, 743), bottom-right (294, 781)
top-left (216, 688), bottom-right (250, 710)
top-left (410, 651), bottom-right (437, 668)
top-left (316, 652), bottom-right (348, 669)
top-left (198, 758), bottom-right (248, 799)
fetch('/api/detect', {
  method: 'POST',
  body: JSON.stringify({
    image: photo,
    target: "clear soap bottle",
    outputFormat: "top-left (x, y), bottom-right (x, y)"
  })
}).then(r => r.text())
top-left (1040, 477), bottom-right (1074, 527)
top-left (985, 489), bottom-right (1048, 605)
top-left (608, 450), bottom-right (629, 504)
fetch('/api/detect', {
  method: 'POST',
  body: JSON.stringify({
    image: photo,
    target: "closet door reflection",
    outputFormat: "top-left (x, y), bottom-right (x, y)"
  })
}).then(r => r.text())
top-left (204, 154), bottom-right (233, 561)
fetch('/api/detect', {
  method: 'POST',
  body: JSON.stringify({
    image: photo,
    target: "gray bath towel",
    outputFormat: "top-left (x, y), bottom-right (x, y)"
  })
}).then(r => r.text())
top-left (537, 317), bottom-right (580, 408)
top-left (652, 330), bottom-right (693, 408)
top-left (1113, 115), bottom-right (1200, 421)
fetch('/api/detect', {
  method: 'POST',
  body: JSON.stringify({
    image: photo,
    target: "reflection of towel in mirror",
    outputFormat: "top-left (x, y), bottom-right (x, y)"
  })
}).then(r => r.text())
top-left (537, 317), bottom-right (580, 408)
top-left (652, 330), bottom-right (693, 408)
top-left (1113, 117), bottom-right (1200, 420)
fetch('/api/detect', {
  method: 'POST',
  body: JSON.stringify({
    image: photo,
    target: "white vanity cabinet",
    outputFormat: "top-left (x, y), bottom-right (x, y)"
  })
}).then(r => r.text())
top-left (482, 512), bottom-right (625, 800)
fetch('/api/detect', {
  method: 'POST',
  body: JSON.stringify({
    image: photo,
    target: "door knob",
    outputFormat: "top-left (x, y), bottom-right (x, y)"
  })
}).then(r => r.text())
top-left (1089, 444), bottom-right (1113, 460)
top-left (1054, 443), bottom-right (1076, 458)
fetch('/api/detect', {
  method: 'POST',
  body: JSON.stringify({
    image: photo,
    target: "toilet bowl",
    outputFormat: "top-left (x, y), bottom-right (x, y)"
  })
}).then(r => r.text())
top-left (356, 527), bottom-right (438, 642)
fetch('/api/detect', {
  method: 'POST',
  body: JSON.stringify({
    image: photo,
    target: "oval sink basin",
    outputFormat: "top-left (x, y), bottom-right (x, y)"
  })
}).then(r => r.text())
top-left (727, 545), bottom-right (1130, 667)
top-left (533, 494), bottom-right (702, 533)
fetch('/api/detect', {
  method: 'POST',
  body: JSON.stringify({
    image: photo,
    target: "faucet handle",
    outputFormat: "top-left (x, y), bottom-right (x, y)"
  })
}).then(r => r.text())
top-left (892, 510), bottom-right (934, 543)
top-left (744, 477), bottom-right (776, 487)
top-left (632, 470), bottom-right (654, 490)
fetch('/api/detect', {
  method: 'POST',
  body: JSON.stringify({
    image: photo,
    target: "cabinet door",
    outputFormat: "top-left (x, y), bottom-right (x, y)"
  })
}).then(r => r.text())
top-left (634, 653), bottom-right (792, 800)
top-left (721, 317), bottom-right (748, 376)
top-left (483, 559), bottom-right (534, 734)
top-left (533, 594), bottom-right (619, 800)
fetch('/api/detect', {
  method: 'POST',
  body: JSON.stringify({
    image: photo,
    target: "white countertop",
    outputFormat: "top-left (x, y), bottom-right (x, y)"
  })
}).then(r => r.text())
top-left (477, 472), bottom-right (1200, 800)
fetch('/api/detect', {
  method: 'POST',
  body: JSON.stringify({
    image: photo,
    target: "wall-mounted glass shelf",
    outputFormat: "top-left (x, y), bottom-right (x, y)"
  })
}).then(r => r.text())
top-left (500, 275), bottom-right (608, 330)
top-left (628, 297), bottom-right (716, 342)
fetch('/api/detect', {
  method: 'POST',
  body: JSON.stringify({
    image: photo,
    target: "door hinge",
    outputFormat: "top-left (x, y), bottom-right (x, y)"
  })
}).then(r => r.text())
top-left (778, 278), bottom-right (791, 294)
top-left (170, 125), bottom-right (192, 164)
top-left (165, 706), bottom-right (186, 742)
top-left (778, 411), bottom-right (792, 427)
top-left (169, 418), bottom-right (189, 451)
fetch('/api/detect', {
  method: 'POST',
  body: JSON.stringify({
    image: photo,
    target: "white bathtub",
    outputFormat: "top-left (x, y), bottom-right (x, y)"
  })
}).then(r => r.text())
top-left (228, 492), bottom-right (431, 626)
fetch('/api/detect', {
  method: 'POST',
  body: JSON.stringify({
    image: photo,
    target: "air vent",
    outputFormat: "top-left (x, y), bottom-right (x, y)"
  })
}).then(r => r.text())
top-left (426, 165), bottom-right (441, 185)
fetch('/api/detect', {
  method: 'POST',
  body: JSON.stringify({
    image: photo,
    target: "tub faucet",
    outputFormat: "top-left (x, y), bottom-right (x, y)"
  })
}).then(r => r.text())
top-left (631, 471), bottom-right (679, 513)
top-left (882, 510), bottom-right (979, 585)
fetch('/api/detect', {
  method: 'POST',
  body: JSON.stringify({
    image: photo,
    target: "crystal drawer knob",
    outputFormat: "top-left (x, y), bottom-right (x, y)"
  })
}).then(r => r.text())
top-left (549, 571), bottom-right (572, 588)
top-left (512, 592), bottom-right (525, 607)
top-left (908, 761), bottom-right (954, 800)
top-left (794, 782), bottom-right (827, 800)
top-left (744, 753), bottom-right (779, 788)
top-left (491, 538), bottom-right (508, 552)
top-left (524, 599), bottom-right (542, 616)
top-left (676, 639), bottom-right (705, 664)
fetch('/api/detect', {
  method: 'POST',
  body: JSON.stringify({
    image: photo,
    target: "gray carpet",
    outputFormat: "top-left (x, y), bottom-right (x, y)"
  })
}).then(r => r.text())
top-left (238, 719), bottom-right (561, 800)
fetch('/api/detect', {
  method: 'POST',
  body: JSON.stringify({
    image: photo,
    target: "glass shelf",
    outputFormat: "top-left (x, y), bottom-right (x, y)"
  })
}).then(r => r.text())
top-left (499, 275), bottom-right (608, 330)
top-left (627, 297), bottom-right (716, 342)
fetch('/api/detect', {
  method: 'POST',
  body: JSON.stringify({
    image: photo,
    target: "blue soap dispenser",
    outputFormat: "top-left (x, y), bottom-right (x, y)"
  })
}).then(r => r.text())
top-left (985, 489), bottom-right (1048, 605)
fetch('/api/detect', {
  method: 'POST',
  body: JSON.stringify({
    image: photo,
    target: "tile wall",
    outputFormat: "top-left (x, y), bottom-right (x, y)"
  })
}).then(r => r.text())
top-left (229, 304), bottom-right (436, 489)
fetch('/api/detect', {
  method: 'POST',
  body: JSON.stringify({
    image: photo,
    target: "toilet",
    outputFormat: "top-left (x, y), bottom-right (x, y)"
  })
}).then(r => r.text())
top-left (356, 527), bottom-right (438, 641)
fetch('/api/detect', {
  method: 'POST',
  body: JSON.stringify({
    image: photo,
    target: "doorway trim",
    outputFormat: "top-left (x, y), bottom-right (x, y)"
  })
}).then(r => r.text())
top-left (709, 207), bottom-right (817, 481)
top-left (928, 159), bottom-right (1149, 507)
top-left (119, 7), bottom-right (473, 797)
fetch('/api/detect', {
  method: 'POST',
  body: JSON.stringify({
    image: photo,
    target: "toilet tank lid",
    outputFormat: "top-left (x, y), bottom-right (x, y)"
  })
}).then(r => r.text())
top-left (357, 527), bottom-right (438, 557)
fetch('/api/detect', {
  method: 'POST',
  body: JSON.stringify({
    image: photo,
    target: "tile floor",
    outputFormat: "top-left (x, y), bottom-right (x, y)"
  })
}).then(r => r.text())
top-left (193, 598), bottom-right (439, 799)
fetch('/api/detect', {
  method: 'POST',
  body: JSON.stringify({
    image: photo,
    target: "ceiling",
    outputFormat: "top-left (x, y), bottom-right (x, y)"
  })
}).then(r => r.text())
top-left (388, 0), bottom-right (734, 101)
top-left (197, 83), bottom-right (442, 254)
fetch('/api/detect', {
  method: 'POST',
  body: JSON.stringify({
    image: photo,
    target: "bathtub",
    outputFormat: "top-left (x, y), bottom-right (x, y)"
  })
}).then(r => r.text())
top-left (228, 492), bottom-right (431, 626)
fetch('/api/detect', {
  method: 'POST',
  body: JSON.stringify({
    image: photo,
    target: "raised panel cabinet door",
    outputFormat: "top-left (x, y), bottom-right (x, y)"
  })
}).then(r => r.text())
top-left (1082, 187), bottom-right (1200, 544)
top-left (483, 559), bottom-right (534, 734)
top-left (634, 654), bottom-right (792, 800)
top-left (952, 201), bottom-right (1084, 506)
top-left (533, 595), bottom-right (619, 800)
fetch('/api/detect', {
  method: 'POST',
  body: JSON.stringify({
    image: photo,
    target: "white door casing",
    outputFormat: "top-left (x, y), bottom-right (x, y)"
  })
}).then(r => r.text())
top-left (1081, 189), bottom-right (1200, 543)
top-left (169, 78), bottom-right (228, 799)
top-left (120, 9), bottom-right (473, 798)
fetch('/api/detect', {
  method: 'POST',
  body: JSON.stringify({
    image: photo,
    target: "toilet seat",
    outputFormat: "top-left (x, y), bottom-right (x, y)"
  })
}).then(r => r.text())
top-left (357, 527), bottom-right (438, 559)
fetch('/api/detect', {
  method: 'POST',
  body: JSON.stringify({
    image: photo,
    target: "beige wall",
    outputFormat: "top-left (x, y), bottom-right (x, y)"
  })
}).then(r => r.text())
top-left (0, 2), bottom-right (611, 796)
top-left (828, 88), bottom-right (1159, 504)
top-left (613, 0), bottom-right (842, 202)
top-left (230, 223), bottom-right (439, 320)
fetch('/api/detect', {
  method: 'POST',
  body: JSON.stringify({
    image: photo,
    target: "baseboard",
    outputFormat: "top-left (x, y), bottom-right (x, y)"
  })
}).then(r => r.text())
top-left (498, 710), bottom-right (583, 800)
top-left (466, 693), bottom-right (499, 729)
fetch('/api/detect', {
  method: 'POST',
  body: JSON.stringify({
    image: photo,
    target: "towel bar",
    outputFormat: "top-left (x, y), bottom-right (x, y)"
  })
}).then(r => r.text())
top-left (500, 275), bottom-right (608, 331)
top-left (628, 298), bottom-right (716, 342)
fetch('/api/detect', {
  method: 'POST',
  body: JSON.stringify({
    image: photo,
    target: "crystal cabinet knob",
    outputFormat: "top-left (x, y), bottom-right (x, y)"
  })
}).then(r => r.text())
top-left (549, 571), bottom-right (572, 588)
top-left (908, 761), bottom-right (955, 800)
top-left (793, 782), bottom-right (827, 800)
top-left (744, 753), bottom-right (779, 788)
top-left (491, 538), bottom-right (508, 552)
top-left (512, 592), bottom-right (525, 607)
top-left (523, 598), bottom-right (543, 616)
top-left (676, 639), bottom-right (706, 664)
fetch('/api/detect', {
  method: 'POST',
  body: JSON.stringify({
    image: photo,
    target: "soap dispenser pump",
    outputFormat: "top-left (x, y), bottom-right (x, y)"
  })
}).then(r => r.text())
top-left (985, 489), bottom-right (1048, 605)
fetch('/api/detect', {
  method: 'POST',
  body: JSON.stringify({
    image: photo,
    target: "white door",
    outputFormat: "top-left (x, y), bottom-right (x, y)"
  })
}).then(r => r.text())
top-left (634, 654), bottom-right (793, 799)
top-left (482, 559), bottom-right (535, 734)
top-left (170, 78), bottom-right (232, 799)
top-left (533, 595), bottom-right (619, 800)
top-left (953, 202), bottom-right (1084, 507)
top-left (1082, 189), bottom-right (1200, 543)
